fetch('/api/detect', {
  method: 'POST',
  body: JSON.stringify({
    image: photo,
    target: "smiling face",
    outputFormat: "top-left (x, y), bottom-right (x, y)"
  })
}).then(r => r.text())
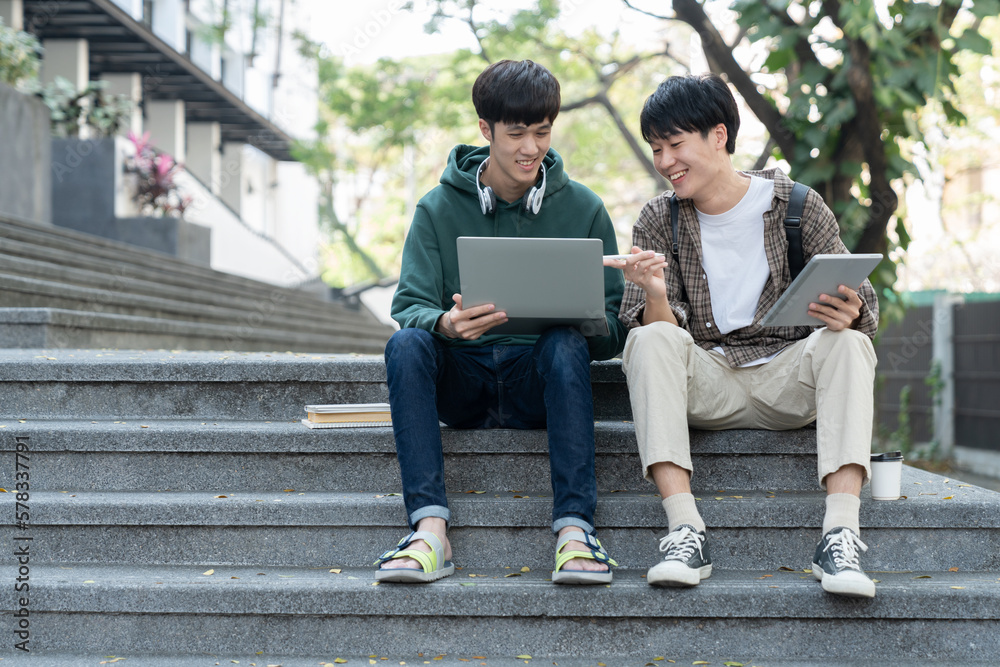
top-left (649, 124), bottom-right (731, 206)
top-left (479, 118), bottom-right (551, 204)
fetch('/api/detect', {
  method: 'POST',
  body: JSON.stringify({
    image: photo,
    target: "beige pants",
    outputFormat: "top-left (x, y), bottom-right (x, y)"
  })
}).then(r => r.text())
top-left (621, 323), bottom-right (877, 488)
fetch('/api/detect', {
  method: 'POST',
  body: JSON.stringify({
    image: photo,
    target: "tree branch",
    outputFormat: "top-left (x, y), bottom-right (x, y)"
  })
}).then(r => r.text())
top-left (669, 0), bottom-right (799, 162)
top-left (596, 91), bottom-right (668, 191)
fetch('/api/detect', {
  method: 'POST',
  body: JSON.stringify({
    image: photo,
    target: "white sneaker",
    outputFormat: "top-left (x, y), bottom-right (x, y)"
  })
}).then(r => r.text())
top-left (647, 524), bottom-right (712, 587)
top-left (811, 526), bottom-right (876, 598)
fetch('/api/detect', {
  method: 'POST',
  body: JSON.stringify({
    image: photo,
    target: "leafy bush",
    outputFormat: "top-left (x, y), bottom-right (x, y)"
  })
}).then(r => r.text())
top-left (35, 77), bottom-right (134, 138)
top-left (0, 17), bottom-right (41, 89)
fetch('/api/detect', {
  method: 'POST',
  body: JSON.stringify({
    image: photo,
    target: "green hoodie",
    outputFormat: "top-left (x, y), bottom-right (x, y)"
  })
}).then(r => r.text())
top-left (391, 144), bottom-right (626, 361)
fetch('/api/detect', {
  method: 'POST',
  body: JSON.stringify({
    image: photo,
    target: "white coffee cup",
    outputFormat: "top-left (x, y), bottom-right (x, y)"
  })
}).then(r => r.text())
top-left (870, 451), bottom-right (904, 500)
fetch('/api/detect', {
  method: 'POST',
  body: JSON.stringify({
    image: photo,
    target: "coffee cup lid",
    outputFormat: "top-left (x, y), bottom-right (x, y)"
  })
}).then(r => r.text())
top-left (871, 450), bottom-right (904, 462)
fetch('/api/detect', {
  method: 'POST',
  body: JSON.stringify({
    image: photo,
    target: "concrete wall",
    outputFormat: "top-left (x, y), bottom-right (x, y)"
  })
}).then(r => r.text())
top-left (0, 82), bottom-right (52, 224)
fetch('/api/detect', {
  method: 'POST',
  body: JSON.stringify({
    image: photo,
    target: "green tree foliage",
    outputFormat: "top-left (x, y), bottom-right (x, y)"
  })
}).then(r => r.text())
top-left (297, 1), bottom-right (683, 286)
top-left (626, 0), bottom-right (997, 317)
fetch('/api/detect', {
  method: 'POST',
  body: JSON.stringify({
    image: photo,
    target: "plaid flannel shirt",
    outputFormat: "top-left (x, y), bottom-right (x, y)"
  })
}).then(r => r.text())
top-left (619, 168), bottom-right (879, 368)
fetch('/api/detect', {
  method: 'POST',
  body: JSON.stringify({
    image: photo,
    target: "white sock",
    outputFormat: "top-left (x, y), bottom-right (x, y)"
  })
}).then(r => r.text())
top-left (662, 493), bottom-right (705, 533)
top-left (823, 493), bottom-right (861, 536)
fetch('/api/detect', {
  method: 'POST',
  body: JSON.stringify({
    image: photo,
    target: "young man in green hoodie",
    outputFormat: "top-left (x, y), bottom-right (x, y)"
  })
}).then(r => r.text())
top-left (374, 59), bottom-right (627, 584)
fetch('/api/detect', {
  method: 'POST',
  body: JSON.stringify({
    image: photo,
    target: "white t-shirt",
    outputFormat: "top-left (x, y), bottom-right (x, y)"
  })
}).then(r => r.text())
top-left (697, 175), bottom-right (776, 366)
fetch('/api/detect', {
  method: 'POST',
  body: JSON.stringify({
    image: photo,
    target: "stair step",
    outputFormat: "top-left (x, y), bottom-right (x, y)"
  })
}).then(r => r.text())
top-left (0, 307), bottom-right (389, 354)
top-left (0, 350), bottom-right (628, 420)
top-left (1, 216), bottom-right (365, 316)
top-left (1, 657), bottom-right (988, 667)
top-left (8, 563), bottom-right (998, 661)
top-left (0, 251), bottom-right (376, 329)
top-left (17, 469), bottom-right (1000, 570)
top-left (0, 274), bottom-right (388, 338)
top-left (3, 420), bottom-right (821, 492)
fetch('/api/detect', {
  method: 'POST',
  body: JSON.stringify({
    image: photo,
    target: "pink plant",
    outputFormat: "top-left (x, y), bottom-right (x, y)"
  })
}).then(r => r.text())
top-left (126, 131), bottom-right (189, 217)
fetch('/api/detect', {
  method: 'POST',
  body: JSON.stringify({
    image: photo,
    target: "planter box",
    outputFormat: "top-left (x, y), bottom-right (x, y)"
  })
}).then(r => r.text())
top-left (50, 136), bottom-right (211, 265)
top-left (109, 216), bottom-right (212, 266)
top-left (0, 81), bottom-right (52, 224)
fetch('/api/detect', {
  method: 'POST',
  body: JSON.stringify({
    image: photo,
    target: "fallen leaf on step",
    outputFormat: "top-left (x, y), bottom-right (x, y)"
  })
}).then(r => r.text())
top-left (214, 495), bottom-right (228, 499)
top-left (335, 660), bottom-right (348, 664)
top-left (283, 489), bottom-right (295, 493)
top-left (778, 566), bottom-right (795, 571)
top-left (504, 573), bottom-right (521, 578)
top-left (758, 575), bottom-right (773, 579)
top-left (465, 490), bottom-right (485, 494)
top-left (203, 569), bottom-right (214, 576)
top-left (141, 425), bottom-right (149, 429)
top-left (693, 662), bottom-right (710, 665)
top-left (724, 662), bottom-right (744, 666)
top-left (330, 569), bottom-right (342, 574)
top-left (949, 567), bottom-right (959, 572)
top-left (83, 580), bottom-right (95, 584)
top-left (943, 496), bottom-right (954, 500)
top-left (914, 575), bottom-right (932, 579)
top-left (516, 656), bottom-right (532, 660)
top-left (951, 586), bottom-right (966, 589)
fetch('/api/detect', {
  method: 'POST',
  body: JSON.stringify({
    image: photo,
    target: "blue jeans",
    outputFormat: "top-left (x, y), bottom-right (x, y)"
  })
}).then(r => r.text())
top-left (384, 326), bottom-right (597, 535)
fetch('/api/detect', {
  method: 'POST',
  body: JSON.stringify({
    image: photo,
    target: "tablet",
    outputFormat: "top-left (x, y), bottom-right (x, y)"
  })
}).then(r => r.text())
top-left (760, 253), bottom-right (883, 327)
top-left (457, 236), bottom-right (611, 337)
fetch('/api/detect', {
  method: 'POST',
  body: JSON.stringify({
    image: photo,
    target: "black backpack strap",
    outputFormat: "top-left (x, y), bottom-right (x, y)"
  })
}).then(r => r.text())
top-left (784, 181), bottom-right (808, 281)
top-left (668, 193), bottom-right (679, 256)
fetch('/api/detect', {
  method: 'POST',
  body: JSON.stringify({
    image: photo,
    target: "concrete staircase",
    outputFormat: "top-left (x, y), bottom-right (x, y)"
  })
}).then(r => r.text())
top-left (2, 348), bottom-right (999, 666)
top-left (0, 215), bottom-right (393, 353)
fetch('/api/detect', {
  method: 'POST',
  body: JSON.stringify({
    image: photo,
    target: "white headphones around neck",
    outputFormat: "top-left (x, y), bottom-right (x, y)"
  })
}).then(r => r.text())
top-left (476, 157), bottom-right (547, 216)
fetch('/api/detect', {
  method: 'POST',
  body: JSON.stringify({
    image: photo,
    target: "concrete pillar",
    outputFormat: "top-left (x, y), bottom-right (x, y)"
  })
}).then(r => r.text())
top-left (932, 292), bottom-right (964, 458)
top-left (220, 142), bottom-right (244, 214)
top-left (145, 99), bottom-right (186, 163)
top-left (186, 122), bottom-right (221, 194)
top-left (41, 39), bottom-right (89, 89)
top-left (100, 73), bottom-right (142, 137)
top-left (0, 0), bottom-right (24, 31)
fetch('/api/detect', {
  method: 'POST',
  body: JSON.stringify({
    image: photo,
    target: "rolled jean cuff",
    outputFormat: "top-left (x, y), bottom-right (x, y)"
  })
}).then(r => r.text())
top-left (408, 505), bottom-right (450, 530)
top-left (552, 516), bottom-right (595, 535)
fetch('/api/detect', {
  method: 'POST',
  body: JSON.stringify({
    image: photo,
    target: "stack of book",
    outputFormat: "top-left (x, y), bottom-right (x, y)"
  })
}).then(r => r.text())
top-left (302, 403), bottom-right (392, 429)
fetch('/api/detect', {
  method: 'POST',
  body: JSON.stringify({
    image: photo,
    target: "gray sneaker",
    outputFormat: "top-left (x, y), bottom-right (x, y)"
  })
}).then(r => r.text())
top-left (811, 526), bottom-right (876, 598)
top-left (647, 524), bottom-right (712, 587)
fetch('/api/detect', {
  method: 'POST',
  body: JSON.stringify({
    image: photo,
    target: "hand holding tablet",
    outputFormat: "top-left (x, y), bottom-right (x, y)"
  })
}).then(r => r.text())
top-left (760, 253), bottom-right (882, 327)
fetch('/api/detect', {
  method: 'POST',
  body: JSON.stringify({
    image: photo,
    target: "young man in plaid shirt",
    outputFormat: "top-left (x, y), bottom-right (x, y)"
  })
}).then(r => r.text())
top-left (606, 74), bottom-right (880, 598)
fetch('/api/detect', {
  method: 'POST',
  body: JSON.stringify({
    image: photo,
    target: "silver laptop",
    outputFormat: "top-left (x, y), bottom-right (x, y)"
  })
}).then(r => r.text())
top-left (457, 236), bottom-right (610, 337)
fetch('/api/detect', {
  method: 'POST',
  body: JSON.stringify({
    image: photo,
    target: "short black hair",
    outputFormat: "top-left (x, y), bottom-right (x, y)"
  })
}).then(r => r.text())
top-left (640, 74), bottom-right (740, 154)
top-left (472, 60), bottom-right (560, 132)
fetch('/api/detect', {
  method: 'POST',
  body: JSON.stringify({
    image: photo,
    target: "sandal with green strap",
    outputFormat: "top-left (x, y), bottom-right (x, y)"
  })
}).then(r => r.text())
top-left (552, 531), bottom-right (618, 585)
top-left (374, 530), bottom-right (455, 583)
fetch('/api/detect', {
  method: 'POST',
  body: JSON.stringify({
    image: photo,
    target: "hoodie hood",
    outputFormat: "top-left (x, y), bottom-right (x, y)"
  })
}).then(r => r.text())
top-left (440, 144), bottom-right (570, 201)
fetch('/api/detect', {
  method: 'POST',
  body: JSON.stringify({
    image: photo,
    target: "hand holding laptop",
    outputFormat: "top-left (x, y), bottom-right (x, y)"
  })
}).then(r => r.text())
top-left (435, 294), bottom-right (508, 341)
